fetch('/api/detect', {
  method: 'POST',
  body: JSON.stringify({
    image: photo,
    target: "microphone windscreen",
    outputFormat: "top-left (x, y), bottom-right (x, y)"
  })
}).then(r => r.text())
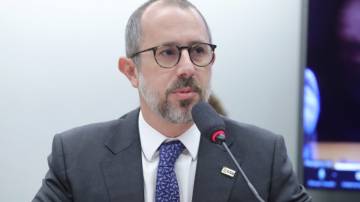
top-left (191, 101), bottom-right (225, 140)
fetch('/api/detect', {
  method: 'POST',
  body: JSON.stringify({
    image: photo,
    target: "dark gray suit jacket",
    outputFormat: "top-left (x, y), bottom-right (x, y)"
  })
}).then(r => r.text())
top-left (33, 109), bottom-right (311, 202)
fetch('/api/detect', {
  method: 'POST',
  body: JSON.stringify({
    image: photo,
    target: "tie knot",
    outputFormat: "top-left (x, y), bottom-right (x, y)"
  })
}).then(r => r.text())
top-left (158, 140), bottom-right (185, 167)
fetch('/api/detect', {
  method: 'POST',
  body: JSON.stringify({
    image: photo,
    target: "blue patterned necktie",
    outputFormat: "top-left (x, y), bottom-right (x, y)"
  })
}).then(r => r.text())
top-left (155, 140), bottom-right (185, 202)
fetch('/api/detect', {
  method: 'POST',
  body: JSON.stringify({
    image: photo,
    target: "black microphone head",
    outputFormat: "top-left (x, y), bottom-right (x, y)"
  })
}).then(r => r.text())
top-left (191, 101), bottom-right (226, 143)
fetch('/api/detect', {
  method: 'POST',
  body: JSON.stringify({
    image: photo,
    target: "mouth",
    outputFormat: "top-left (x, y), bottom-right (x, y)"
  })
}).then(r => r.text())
top-left (172, 87), bottom-right (197, 100)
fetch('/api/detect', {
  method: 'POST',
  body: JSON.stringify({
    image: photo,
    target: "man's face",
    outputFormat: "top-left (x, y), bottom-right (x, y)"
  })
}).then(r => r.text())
top-left (136, 4), bottom-right (212, 124)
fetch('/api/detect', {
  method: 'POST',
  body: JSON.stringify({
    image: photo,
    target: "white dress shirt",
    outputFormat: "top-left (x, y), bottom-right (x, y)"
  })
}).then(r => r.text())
top-left (138, 111), bottom-right (201, 202)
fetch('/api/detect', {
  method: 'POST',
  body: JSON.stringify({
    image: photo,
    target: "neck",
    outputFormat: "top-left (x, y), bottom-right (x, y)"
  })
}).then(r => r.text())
top-left (140, 102), bottom-right (193, 138)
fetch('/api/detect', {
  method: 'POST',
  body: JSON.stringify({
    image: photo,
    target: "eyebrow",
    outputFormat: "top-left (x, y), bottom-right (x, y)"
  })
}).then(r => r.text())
top-left (160, 40), bottom-right (208, 46)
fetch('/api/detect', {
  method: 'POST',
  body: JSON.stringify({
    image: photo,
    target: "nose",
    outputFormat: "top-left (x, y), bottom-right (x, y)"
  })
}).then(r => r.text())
top-left (175, 49), bottom-right (196, 78)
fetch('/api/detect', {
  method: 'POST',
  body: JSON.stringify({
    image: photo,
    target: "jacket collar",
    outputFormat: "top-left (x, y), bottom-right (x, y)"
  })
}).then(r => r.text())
top-left (104, 108), bottom-right (140, 154)
top-left (101, 108), bottom-right (144, 202)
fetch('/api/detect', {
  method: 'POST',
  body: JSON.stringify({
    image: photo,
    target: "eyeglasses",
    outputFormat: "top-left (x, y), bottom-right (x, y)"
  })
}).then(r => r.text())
top-left (130, 42), bottom-right (217, 68)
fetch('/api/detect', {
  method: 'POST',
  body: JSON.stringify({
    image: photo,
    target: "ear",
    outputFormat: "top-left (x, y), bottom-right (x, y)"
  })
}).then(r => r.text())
top-left (118, 57), bottom-right (139, 88)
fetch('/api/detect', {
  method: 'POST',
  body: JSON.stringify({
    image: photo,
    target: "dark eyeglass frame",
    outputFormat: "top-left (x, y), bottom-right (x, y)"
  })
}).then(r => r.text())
top-left (130, 42), bottom-right (217, 68)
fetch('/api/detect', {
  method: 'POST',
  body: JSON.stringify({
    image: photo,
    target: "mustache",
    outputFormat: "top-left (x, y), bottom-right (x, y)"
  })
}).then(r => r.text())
top-left (166, 77), bottom-right (202, 96)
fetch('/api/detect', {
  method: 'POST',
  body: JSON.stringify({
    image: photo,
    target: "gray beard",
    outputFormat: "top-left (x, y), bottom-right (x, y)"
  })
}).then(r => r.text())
top-left (138, 73), bottom-right (210, 124)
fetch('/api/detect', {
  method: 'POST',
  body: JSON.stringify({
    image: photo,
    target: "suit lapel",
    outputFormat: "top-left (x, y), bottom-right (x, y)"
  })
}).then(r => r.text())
top-left (192, 130), bottom-right (242, 202)
top-left (101, 109), bottom-right (144, 202)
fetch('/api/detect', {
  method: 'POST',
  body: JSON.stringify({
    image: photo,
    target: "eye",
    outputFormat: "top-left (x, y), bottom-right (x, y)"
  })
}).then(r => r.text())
top-left (158, 46), bottom-right (177, 57)
top-left (192, 44), bottom-right (208, 55)
top-left (193, 46), bottom-right (205, 54)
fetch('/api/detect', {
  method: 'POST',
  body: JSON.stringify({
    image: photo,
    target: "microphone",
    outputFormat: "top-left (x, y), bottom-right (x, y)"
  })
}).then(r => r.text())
top-left (191, 101), bottom-right (266, 202)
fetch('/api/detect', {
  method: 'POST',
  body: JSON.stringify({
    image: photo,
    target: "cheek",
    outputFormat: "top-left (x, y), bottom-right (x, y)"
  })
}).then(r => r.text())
top-left (199, 69), bottom-right (212, 86)
top-left (141, 70), bottom-right (172, 93)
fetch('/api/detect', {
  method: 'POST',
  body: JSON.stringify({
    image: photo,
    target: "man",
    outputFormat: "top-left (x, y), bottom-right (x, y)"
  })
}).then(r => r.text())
top-left (33, 0), bottom-right (311, 201)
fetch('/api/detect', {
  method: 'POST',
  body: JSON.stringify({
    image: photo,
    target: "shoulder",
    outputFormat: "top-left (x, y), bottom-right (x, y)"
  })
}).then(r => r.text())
top-left (224, 117), bottom-right (282, 144)
top-left (52, 109), bottom-right (139, 153)
top-left (222, 117), bottom-right (285, 160)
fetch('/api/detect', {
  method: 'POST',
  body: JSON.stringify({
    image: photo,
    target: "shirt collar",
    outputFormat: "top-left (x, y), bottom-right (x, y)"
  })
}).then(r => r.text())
top-left (138, 110), bottom-right (200, 161)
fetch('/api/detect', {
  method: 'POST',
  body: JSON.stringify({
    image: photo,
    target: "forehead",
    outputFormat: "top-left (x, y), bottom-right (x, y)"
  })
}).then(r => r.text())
top-left (140, 2), bottom-right (209, 47)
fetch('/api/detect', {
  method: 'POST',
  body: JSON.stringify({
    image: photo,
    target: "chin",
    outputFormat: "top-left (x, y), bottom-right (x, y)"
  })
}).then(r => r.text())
top-left (178, 97), bottom-right (202, 109)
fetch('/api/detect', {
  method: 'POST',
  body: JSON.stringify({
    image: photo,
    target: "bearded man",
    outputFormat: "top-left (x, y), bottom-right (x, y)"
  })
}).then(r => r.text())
top-left (33, 1), bottom-right (311, 201)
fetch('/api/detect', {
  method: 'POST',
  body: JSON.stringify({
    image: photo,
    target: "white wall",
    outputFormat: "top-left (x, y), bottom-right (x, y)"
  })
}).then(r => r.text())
top-left (0, 0), bottom-right (303, 201)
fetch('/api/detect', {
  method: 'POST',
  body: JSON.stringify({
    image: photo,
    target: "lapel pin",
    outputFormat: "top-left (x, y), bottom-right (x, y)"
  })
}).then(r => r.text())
top-left (221, 166), bottom-right (236, 178)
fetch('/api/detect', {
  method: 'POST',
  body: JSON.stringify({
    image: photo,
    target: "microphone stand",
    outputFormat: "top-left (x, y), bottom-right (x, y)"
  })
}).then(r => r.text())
top-left (221, 141), bottom-right (266, 202)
